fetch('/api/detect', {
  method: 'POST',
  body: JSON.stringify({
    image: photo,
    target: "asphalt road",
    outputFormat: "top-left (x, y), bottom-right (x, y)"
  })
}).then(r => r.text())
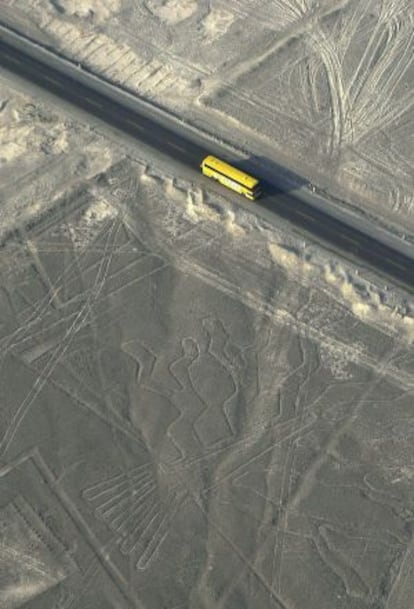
top-left (1, 38), bottom-right (413, 292)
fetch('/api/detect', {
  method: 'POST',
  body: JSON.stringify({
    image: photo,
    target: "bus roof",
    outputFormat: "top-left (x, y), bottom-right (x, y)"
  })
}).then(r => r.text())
top-left (202, 155), bottom-right (259, 189)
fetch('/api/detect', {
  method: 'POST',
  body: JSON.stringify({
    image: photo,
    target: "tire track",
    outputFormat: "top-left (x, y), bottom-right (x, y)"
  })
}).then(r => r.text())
top-left (0, 216), bottom-right (121, 456)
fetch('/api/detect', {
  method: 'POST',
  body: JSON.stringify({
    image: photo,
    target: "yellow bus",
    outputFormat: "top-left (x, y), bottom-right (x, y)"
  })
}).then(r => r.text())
top-left (200, 155), bottom-right (261, 200)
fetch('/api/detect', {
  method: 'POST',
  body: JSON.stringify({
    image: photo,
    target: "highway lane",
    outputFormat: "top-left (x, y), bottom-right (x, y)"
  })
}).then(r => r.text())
top-left (0, 40), bottom-right (205, 163)
top-left (1, 38), bottom-right (413, 292)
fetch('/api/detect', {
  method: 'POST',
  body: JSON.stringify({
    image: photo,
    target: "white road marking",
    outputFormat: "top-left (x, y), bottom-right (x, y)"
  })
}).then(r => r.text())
top-left (125, 118), bottom-right (143, 130)
top-left (41, 73), bottom-right (60, 86)
top-left (166, 141), bottom-right (185, 152)
top-left (84, 97), bottom-right (102, 108)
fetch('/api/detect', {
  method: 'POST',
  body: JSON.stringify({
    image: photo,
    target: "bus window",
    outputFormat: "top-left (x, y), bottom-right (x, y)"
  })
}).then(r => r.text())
top-left (201, 155), bottom-right (261, 200)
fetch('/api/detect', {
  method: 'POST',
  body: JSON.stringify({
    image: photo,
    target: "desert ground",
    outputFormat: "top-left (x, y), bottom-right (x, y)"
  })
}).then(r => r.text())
top-left (2, 0), bottom-right (414, 239)
top-left (0, 2), bottom-right (413, 609)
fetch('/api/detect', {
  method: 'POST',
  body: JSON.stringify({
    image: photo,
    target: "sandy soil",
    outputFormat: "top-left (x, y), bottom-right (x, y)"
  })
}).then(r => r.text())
top-left (2, 0), bottom-right (414, 240)
top-left (0, 2), bottom-right (414, 609)
top-left (0, 77), bottom-right (413, 608)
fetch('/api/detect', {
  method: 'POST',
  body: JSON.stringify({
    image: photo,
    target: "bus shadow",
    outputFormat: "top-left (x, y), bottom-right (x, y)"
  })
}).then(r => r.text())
top-left (231, 155), bottom-right (309, 198)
